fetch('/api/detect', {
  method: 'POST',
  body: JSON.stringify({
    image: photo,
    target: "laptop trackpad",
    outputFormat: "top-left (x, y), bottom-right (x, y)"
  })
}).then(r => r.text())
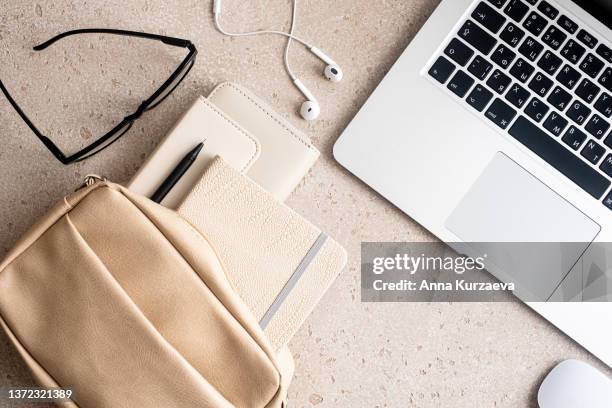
top-left (445, 153), bottom-right (600, 301)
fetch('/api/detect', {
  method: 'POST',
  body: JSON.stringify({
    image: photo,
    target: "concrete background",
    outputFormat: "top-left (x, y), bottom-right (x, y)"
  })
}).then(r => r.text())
top-left (0, 0), bottom-right (610, 407)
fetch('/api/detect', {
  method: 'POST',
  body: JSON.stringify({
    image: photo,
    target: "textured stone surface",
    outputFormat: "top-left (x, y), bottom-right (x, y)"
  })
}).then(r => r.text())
top-left (0, 1), bottom-right (610, 407)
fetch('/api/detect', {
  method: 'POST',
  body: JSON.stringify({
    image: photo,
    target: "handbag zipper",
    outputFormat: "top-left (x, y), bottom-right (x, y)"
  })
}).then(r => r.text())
top-left (75, 174), bottom-right (107, 191)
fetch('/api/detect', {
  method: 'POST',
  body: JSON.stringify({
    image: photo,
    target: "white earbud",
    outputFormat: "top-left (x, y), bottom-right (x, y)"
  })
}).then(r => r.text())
top-left (324, 64), bottom-right (343, 82)
top-left (300, 100), bottom-right (320, 121)
top-left (213, 0), bottom-right (342, 120)
top-left (310, 47), bottom-right (343, 82)
top-left (294, 78), bottom-right (320, 121)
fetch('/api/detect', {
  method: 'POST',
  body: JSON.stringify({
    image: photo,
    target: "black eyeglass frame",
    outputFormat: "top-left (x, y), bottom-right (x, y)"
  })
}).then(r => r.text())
top-left (0, 28), bottom-right (197, 165)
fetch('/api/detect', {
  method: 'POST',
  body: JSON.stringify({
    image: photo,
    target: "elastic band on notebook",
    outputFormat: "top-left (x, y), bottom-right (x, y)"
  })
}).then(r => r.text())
top-left (259, 232), bottom-right (328, 329)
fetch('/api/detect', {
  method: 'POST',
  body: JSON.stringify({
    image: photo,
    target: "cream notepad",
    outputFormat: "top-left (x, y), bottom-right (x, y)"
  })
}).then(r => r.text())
top-left (177, 157), bottom-right (347, 350)
top-left (128, 96), bottom-right (260, 208)
top-left (208, 82), bottom-right (320, 201)
top-left (129, 82), bottom-right (320, 207)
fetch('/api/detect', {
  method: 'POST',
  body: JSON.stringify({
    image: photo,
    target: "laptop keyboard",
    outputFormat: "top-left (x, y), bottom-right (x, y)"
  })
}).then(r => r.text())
top-left (426, 0), bottom-right (612, 208)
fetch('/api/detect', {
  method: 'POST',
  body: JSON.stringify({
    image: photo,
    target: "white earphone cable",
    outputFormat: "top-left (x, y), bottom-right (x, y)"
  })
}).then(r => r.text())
top-left (283, 0), bottom-right (298, 81)
top-left (212, 2), bottom-right (313, 52)
top-left (213, 0), bottom-right (327, 119)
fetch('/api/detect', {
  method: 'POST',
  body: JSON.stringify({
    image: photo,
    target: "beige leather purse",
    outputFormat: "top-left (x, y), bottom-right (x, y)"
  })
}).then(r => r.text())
top-left (0, 177), bottom-right (289, 408)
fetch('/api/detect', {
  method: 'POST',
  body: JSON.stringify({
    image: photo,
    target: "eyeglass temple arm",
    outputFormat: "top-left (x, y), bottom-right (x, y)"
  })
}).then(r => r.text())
top-left (33, 28), bottom-right (192, 51)
top-left (0, 80), bottom-right (68, 163)
top-left (2, 29), bottom-right (195, 164)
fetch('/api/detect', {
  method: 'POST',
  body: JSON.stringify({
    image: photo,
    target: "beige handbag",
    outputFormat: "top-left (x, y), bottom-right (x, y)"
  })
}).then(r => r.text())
top-left (0, 177), bottom-right (290, 408)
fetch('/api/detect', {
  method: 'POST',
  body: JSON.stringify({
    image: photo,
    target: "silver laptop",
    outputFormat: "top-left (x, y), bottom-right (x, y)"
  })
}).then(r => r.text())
top-left (334, 0), bottom-right (612, 366)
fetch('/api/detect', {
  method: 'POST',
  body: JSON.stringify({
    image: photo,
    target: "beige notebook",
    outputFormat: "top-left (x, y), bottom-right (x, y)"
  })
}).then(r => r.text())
top-left (208, 82), bottom-right (320, 201)
top-left (128, 96), bottom-right (260, 208)
top-left (177, 157), bottom-right (347, 350)
top-left (129, 82), bottom-right (320, 206)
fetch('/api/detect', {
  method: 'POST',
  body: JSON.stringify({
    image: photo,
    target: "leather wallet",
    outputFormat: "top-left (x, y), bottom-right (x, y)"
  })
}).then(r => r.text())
top-left (208, 82), bottom-right (320, 201)
top-left (128, 95), bottom-right (261, 208)
top-left (177, 157), bottom-right (347, 350)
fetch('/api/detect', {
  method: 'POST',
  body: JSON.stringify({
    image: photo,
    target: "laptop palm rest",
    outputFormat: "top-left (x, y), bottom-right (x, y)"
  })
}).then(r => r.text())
top-left (445, 153), bottom-right (600, 301)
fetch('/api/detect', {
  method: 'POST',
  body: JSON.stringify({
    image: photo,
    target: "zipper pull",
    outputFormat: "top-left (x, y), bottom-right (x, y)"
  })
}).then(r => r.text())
top-left (75, 174), bottom-right (107, 191)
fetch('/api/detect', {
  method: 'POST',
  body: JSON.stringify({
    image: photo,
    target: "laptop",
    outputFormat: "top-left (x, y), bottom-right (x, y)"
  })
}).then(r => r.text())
top-left (334, 0), bottom-right (612, 366)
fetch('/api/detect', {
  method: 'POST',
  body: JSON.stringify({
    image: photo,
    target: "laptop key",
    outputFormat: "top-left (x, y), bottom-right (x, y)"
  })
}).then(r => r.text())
top-left (508, 116), bottom-right (611, 198)
top-left (562, 126), bottom-right (588, 150)
top-left (547, 86), bottom-right (572, 110)
top-left (485, 98), bottom-right (517, 128)
top-left (558, 15), bottom-right (578, 34)
top-left (576, 29), bottom-right (598, 49)
top-left (598, 67), bottom-right (612, 93)
top-left (537, 51), bottom-right (562, 75)
top-left (504, 0), bottom-right (530, 23)
top-left (447, 70), bottom-right (475, 97)
top-left (459, 20), bottom-right (498, 55)
top-left (505, 83), bottom-right (530, 108)
top-left (510, 58), bottom-right (535, 82)
top-left (486, 0), bottom-right (508, 8)
top-left (472, 2), bottom-right (507, 34)
top-left (603, 190), bottom-right (612, 210)
top-left (605, 132), bottom-right (612, 149)
top-left (528, 71), bottom-right (553, 97)
top-left (567, 100), bottom-right (591, 125)
top-left (537, 1), bottom-right (559, 20)
top-left (525, 97), bottom-right (549, 122)
top-left (428, 56), bottom-right (456, 83)
top-left (541, 26), bottom-right (566, 51)
top-left (556, 64), bottom-right (581, 89)
top-left (596, 44), bottom-right (612, 64)
top-left (518, 36), bottom-right (544, 61)
top-left (585, 114), bottom-right (610, 139)
top-left (468, 55), bottom-right (493, 80)
top-left (600, 155), bottom-right (612, 179)
top-left (491, 44), bottom-right (516, 69)
top-left (543, 111), bottom-right (568, 136)
top-left (523, 0), bottom-right (537, 5)
top-left (581, 140), bottom-right (605, 164)
top-left (500, 22), bottom-right (525, 47)
top-left (522, 12), bottom-right (548, 36)
top-left (579, 54), bottom-right (605, 79)
top-left (576, 78), bottom-right (601, 103)
top-left (487, 69), bottom-right (512, 93)
top-left (594, 92), bottom-right (612, 118)
top-left (444, 38), bottom-right (474, 66)
top-left (466, 84), bottom-right (494, 111)
top-left (561, 40), bottom-right (586, 64)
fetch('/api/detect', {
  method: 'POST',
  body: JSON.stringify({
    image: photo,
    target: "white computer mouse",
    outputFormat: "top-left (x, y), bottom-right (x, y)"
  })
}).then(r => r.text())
top-left (538, 359), bottom-right (612, 408)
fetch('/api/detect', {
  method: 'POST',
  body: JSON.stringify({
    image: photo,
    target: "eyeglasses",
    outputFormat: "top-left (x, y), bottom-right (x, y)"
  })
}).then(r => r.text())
top-left (0, 29), bottom-right (197, 165)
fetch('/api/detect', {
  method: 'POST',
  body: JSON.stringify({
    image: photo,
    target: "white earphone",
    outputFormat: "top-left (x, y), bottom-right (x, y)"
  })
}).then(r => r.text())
top-left (212, 0), bottom-right (343, 120)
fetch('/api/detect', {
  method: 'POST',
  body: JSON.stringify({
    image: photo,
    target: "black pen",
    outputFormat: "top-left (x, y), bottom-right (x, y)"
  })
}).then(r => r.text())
top-left (150, 142), bottom-right (205, 203)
